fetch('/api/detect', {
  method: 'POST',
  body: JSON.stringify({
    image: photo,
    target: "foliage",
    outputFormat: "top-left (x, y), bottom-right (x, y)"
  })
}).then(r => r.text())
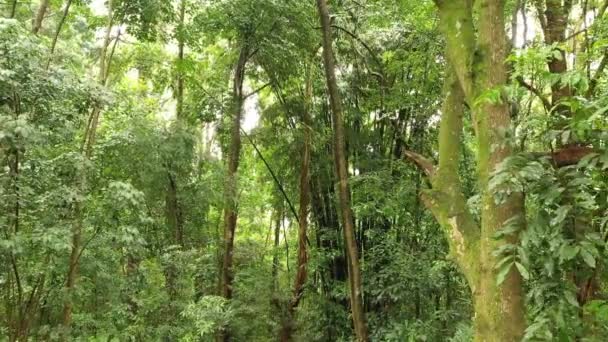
top-left (1, 0), bottom-right (608, 341)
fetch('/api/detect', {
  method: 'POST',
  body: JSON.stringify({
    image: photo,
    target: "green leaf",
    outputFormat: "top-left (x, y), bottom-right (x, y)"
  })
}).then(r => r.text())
top-left (496, 261), bottom-right (514, 286)
top-left (580, 249), bottom-right (596, 268)
top-left (514, 262), bottom-right (530, 280)
top-left (551, 205), bottom-right (571, 226)
top-left (560, 244), bottom-right (579, 261)
top-left (564, 290), bottom-right (579, 307)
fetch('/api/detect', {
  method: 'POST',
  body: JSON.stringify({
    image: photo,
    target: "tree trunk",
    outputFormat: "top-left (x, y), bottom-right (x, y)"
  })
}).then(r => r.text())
top-left (32, 0), bottom-right (50, 34)
top-left (176, 0), bottom-right (186, 120)
top-left (47, 0), bottom-right (73, 67)
top-left (166, 169), bottom-right (184, 246)
top-left (474, 1), bottom-right (526, 340)
top-left (62, 2), bottom-right (115, 330)
top-left (536, 0), bottom-right (573, 109)
top-left (415, 1), bottom-right (527, 340)
top-left (279, 71), bottom-right (313, 342)
top-left (217, 43), bottom-right (249, 342)
top-left (9, 0), bottom-right (17, 18)
top-left (315, 0), bottom-right (369, 340)
top-left (271, 209), bottom-right (281, 292)
top-left (165, 0), bottom-right (187, 248)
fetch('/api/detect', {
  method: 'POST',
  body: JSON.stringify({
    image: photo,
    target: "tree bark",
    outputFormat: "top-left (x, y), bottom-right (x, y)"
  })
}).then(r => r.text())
top-left (32, 0), bottom-right (50, 34)
top-left (217, 43), bottom-right (249, 342)
top-left (62, 2), bottom-right (115, 330)
top-left (279, 71), bottom-right (313, 342)
top-left (315, 0), bottom-right (369, 340)
top-left (166, 169), bottom-right (184, 246)
top-left (165, 0), bottom-right (187, 248)
top-left (535, 0), bottom-right (573, 110)
top-left (474, 3), bottom-right (526, 339)
top-left (9, 0), bottom-right (18, 18)
top-left (47, 0), bottom-right (73, 68)
top-left (426, 1), bottom-right (527, 340)
top-left (176, 0), bottom-right (186, 120)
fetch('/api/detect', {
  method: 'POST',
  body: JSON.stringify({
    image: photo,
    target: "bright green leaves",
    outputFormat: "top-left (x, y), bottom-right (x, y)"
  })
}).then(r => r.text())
top-left (493, 215), bottom-right (527, 286)
top-left (473, 87), bottom-right (504, 107)
top-left (559, 244), bottom-right (579, 262)
top-left (115, 0), bottom-right (175, 42)
top-left (181, 296), bottom-right (233, 339)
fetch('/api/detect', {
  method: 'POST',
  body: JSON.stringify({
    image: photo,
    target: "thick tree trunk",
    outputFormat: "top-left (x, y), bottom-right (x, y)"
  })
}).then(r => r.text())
top-left (424, 1), bottom-right (527, 340)
top-left (32, 0), bottom-right (50, 34)
top-left (473, 1), bottom-right (526, 340)
top-left (218, 43), bottom-right (249, 342)
top-left (315, 0), bottom-right (369, 340)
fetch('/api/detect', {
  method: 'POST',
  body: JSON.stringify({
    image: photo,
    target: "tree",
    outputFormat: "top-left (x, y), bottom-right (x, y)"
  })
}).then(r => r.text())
top-left (3, 0), bottom-right (608, 340)
top-left (405, 0), bottom-right (528, 340)
top-left (218, 42), bottom-right (250, 342)
top-left (316, 0), bottom-right (369, 340)
top-left (32, 0), bottom-right (50, 34)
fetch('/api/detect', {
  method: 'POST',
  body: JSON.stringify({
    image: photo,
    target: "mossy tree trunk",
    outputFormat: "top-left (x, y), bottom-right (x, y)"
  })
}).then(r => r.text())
top-left (405, 1), bottom-right (527, 340)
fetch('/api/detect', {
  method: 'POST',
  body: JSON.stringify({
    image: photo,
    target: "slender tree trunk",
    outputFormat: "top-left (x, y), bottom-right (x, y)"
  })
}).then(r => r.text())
top-left (166, 169), bottom-right (184, 246)
top-left (62, 2), bottom-right (115, 330)
top-left (32, 0), bottom-right (50, 34)
top-left (176, 0), bottom-right (186, 120)
top-left (165, 0), bottom-right (187, 248)
top-left (536, 0), bottom-right (573, 108)
top-left (217, 43), bottom-right (249, 342)
top-left (279, 71), bottom-right (313, 342)
top-left (315, 1), bottom-right (369, 340)
top-left (9, 0), bottom-right (17, 18)
top-left (271, 209), bottom-right (281, 292)
top-left (7, 89), bottom-right (24, 342)
top-left (47, 0), bottom-right (73, 67)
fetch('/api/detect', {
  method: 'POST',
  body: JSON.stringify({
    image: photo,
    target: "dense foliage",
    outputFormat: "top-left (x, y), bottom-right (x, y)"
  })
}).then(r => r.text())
top-left (1, 0), bottom-right (608, 341)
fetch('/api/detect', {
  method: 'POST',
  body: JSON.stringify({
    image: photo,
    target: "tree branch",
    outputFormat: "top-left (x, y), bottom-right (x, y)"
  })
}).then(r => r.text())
top-left (330, 24), bottom-right (383, 70)
top-left (241, 129), bottom-right (300, 223)
top-left (244, 83), bottom-right (271, 99)
top-left (516, 76), bottom-right (552, 111)
top-left (587, 49), bottom-right (608, 97)
top-left (402, 150), bottom-right (436, 178)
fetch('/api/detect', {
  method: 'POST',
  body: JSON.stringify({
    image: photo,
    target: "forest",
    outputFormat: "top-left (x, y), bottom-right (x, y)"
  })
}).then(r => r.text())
top-left (1, 0), bottom-right (608, 341)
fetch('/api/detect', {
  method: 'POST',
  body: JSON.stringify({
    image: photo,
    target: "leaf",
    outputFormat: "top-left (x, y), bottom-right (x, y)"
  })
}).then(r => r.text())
top-left (580, 249), bottom-right (596, 268)
top-left (564, 290), bottom-right (579, 307)
top-left (560, 244), bottom-right (579, 261)
top-left (550, 205), bottom-right (571, 226)
top-left (515, 262), bottom-right (530, 280)
top-left (496, 261), bottom-right (514, 286)
top-left (494, 255), bottom-right (514, 271)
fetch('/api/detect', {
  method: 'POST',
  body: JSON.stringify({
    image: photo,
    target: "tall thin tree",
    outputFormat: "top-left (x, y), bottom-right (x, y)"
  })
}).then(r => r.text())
top-left (315, 0), bottom-right (369, 340)
top-left (217, 42), bottom-right (250, 342)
